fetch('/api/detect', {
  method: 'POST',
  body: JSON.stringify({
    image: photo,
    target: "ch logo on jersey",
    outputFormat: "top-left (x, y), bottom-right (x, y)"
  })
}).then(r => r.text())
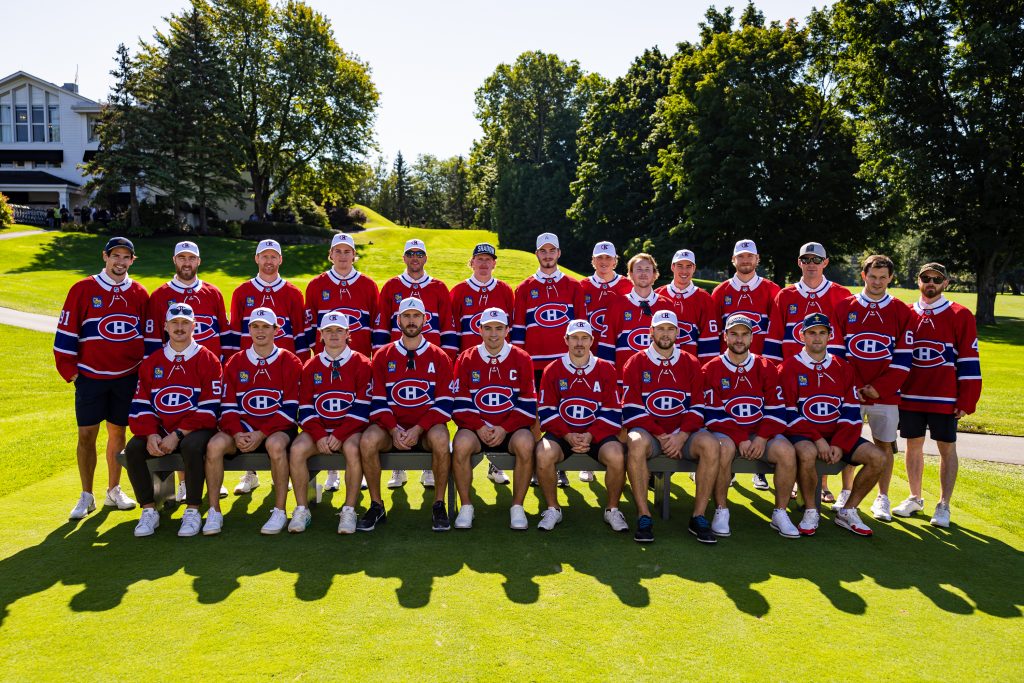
top-left (534, 303), bottom-right (571, 328)
top-left (273, 316), bottom-right (288, 339)
top-left (192, 314), bottom-right (217, 342)
top-left (848, 332), bottom-right (893, 361)
top-left (801, 394), bottom-right (841, 424)
top-left (240, 388), bottom-right (283, 416)
top-left (627, 329), bottom-right (650, 351)
top-left (334, 308), bottom-right (364, 332)
top-left (474, 386), bottom-right (514, 414)
top-left (645, 389), bottom-right (687, 418)
top-left (588, 310), bottom-right (608, 336)
top-left (560, 398), bottom-right (598, 427)
top-left (390, 379), bottom-right (432, 408)
top-left (315, 391), bottom-right (356, 419)
top-left (469, 312), bottom-right (486, 335)
top-left (731, 311), bottom-right (763, 335)
top-left (912, 340), bottom-right (948, 368)
top-left (98, 314), bottom-right (141, 342)
top-left (725, 396), bottom-right (764, 425)
top-left (676, 321), bottom-right (697, 343)
top-left (154, 385), bottom-right (196, 414)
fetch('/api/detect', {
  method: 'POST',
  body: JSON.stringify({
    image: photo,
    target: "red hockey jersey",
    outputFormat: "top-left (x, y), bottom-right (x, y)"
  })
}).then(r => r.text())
top-left (581, 273), bottom-right (632, 340)
top-left (369, 339), bottom-right (453, 431)
top-left (452, 342), bottom-right (537, 432)
top-left (449, 277), bottom-right (515, 351)
top-left (512, 270), bottom-right (588, 372)
top-left (655, 282), bottom-right (720, 360)
top-left (537, 354), bottom-right (621, 441)
top-left (621, 346), bottom-right (704, 436)
top-left (226, 276), bottom-right (309, 358)
top-left (779, 351), bottom-right (862, 453)
top-left (129, 341), bottom-right (222, 436)
top-left (711, 275), bottom-right (782, 360)
top-left (833, 292), bottom-right (913, 405)
top-left (775, 279), bottom-right (852, 359)
top-left (304, 268), bottom-right (379, 357)
top-left (54, 272), bottom-right (149, 382)
top-left (597, 290), bottom-right (674, 372)
top-left (900, 296), bottom-right (982, 415)
top-left (297, 348), bottom-right (372, 442)
top-left (374, 273), bottom-right (458, 359)
top-left (144, 278), bottom-right (229, 359)
top-left (701, 352), bottom-right (787, 445)
top-left (219, 346), bottom-right (303, 436)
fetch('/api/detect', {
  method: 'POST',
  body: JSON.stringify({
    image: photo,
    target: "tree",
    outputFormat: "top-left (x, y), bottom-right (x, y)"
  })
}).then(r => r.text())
top-left (442, 155), bottom-right (472, 227)
top-left (209, 0), bottom-right (378, 219)
top-left (822, 0), bottom-right (1024, 324)
top-left (393, 151), bottom-right (412, 226)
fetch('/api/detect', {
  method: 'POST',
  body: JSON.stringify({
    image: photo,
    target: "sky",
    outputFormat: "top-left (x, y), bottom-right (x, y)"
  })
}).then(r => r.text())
top-left (1, 0), bottom-right (822, 163)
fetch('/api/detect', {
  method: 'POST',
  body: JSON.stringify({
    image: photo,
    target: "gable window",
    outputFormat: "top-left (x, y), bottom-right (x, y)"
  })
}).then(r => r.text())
top-left (87, 114), bottom-right (100, 143)
top-left (47, 104), bottom-right (60, 142)
top-left (31, 105), bottom-right (45, 142)
top-left (15, 105), bottom-right (28, 142)
top-left (0, 105), bottom-right (10, 142)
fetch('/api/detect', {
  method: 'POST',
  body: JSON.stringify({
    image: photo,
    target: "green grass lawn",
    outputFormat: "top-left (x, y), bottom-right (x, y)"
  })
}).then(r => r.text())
top-left (352, 203), bottom-right (399, 228)
top-left (0, 222), bottom-right (43, 234)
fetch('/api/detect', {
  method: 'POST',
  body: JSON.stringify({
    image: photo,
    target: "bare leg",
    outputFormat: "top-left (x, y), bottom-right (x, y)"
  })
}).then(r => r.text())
top-left (105, 423), bottom-right (126, 489)
top-left (904, 436), bottom-right (926, 499)
top-left (535, 438), bottom-right (563, 509)
top-left (598, 441), bottom-right (625, 509)
top-left (359, 425), bottom-right (392, 505)
top-left (936, 440), bottom-right (958, 506)
top-left (204, 432), bottom-right (236, 512)
top-left (625, 431), bottom-right (653, 518)
top-left (509, 429), bottom-right (535, 507)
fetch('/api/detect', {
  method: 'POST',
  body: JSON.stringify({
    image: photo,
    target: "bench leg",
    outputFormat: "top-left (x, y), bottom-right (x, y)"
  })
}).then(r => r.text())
top-left (661, 473), bottom-right (672, 521)
top-left (448, 475), bottom-right (457, 515)
top-left (307, 470), bottom-right (321, 509)
top-left (153, 472), bottom-right (175, 511)
top-left (814, 476), bottom-right (822, 511)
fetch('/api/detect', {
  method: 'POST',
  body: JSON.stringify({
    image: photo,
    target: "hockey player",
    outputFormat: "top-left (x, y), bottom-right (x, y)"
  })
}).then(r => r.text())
top-left (711, 239), bottom-right (782, 361)
top-left (598, 253), bottom-right (674, 372)
top-left (580, 240), bottom-right (632, 343)
top-left (655, 249), bottom-right (719, 361)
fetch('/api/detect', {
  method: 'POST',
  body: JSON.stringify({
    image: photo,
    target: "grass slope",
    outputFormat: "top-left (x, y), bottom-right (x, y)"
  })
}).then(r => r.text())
top-left (352, 203), bottom-right (399, 229)
top-left (0, 223), bottom-right (42, 234)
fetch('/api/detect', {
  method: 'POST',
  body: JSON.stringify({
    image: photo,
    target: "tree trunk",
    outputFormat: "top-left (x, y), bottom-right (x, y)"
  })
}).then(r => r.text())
top-left (129, 178), bottom-right (140, 229)
top-left (975, 251), bottom-right (999, 326)
top-left (251, 168), bottom-right (267, 219)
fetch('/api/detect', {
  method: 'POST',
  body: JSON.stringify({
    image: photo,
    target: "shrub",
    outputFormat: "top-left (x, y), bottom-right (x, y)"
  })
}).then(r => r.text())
top-left (240, 220), bottom-right (334, 240)
top-left (224, 220), bottom-right (242, 239)
top-left (136, 203), bottom-right (179, 233)
top-left (0, 193), bottom-right (12, 228)
top-left (329, 206), bottom-right (368, 230)
top-left (270, 194), bottom-right (330, 228)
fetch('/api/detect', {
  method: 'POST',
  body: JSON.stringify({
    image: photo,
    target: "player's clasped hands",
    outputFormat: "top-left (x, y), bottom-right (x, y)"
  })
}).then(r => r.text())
top-left (658, 431), bottom-right (688, 459)
top-left (235, 431), bottom-right (263, 453)
top-left (316, 435), bottom-right (341, 455)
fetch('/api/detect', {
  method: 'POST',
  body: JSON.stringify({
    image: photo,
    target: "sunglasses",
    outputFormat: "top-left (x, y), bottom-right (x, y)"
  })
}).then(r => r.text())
top-left (168, 305), bottom-right (192, 316)
top-left (405, 251), bottom-right (426, 258)
top-left (799, 256), bottom-right (825, 265)
top-left (920, 275), bottom-right (946, 284)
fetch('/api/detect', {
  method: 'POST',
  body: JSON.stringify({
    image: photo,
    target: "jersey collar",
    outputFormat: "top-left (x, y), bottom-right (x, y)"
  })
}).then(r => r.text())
top-left (721, 351), bottom-right (755, 373)
top-left (587, 273), bottom-right (623, 288)
top-left (169, 277), bottom-right (203, 293)
top-left (251, 275), bottom-right (286, 292)
top-left (476, 341), bottom-right (512, 363)
top-left (246, 346), bottom-right (280, 365)
top-left (795, 278), bottom-right (832, 298)
top-left (396, 338), bottom-right (430, 357)
top-left (729, 274), bottom-right (762, 291)
top-left (327, 268), bottom-right (362, 286)
top-left (535, 268), bottom-right (564, 283)
top-left (465, 276), bottom-right (497, 292)
top-left (400, 272), bottom-right (432, 288)
top-left (856, 291), bottom-right (892, 309)
top-left (795, 349), bottom-right (834, 370)
top-left (94, 272), bottom-right (133, 291)
top-left (666, 282), bottom-right (697, 298)
top-left (163, 340), bottom-right (201, 362)
top-left (915, 295), bottom-right (950, 314)
top-left (646, 345), bottom-right (680, 365)
top-left (560, 353), bottom-right (597, 375)
top-left (626, 290), bottom-right (659, 306)
top-left (319, 347), bottom-right (353, 367)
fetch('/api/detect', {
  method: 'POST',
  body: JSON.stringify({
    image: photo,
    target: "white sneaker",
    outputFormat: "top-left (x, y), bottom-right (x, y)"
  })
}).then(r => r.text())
top-left (104, 485), bottom-right (137, 510)
top-left (177, 508), bottom-right (202, 537)
top-left (134, 508), bottom-right (160, 537)
top-left (487, 464), bottom-right (510, 484)
top-left (261, 508), bottom-right (288, 535)
top-left (835, 508), bottom-right (873, 536)
top-left (770, 509), bottom-right (800, 538)
top-left (832, 489), bottom-right (851, 512)
top-left (203, 509), bottom-right (224, 535)
top-left (455, 504), bottom-right (475, 529)
top-left (337, 506), bottom-right (357, 534)
top-left (421, 470), bottom-right (435, 488)
top-left (930, 503), bottom-right (951, 528)
top-left (892, 496), bottom-right (924, 517)
top-left (175, 482), bottom-right (187, 503)
top-left (870, 494), bottom-right (892, 521)
top-left (387, 470), bottom-right (407, 488)
top-left (799, 508), bottom-right (820, 536)
top-left (711, 507), bottom-right (731, 537)
top-left (579, 470), bottom-right (596, 483)
top-left (220, 485), bottom-right (229, 499)
top-left (234, 472), bottom-right (260, 495)
top-left (324, 470), bottom-right (341, 492)
top-left (289, 506), bottom-right (312, 533)
top-left (69, 492), bottom-right (96, 520)
top-left (510, 504), bottom-right (528, 530)
top-left (537, 507), bottom-right (562, 531)
top-left (603, 507), bottom-right (628, 532)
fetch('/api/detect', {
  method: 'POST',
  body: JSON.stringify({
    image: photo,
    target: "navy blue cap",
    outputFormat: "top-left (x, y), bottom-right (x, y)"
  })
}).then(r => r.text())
top-left (473, 243), bottom-right (497, 258)
top-left (104, 237), bottom-right (135, 255)
top-left (802, 312), bottom-right (831, 331)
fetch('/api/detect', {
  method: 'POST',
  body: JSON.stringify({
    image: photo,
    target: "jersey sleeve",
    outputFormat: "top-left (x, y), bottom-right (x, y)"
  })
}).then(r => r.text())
top-left (302, 279), bottom-right (319, 359)
top-left (757, 360), bottom-right (787, 439)
top-left (218, 359), bottom-right (244, 435)
top-left (332, 357), bottom-right (372, 441)
top-left (834, 363), bottom-right (864, 453)
top-left (697, 294), bottom-right (720, 360)
top-left (223, 288), bottom-right (243, 357)
top-left (128, 366), bottom-right (160, 436)
top-left (372, 284), bottom-right (395, 351)
top-left (621, 356), bottom-right (661, 435)
top-left (511, 283), bottom-right (527, 348)
top-left (762, 294), bottom-right (783, 362)
top-left (143, 292), bottom-right (164, 356)
top-left (497, 352), bottom-right (537, 433)
top-left (679, 355), bottom-right (705, 433)
top-left (298, 362), bottom-right (329, 442)
top-left (54, 283), bottom-right (82, 382)
top-left (291, 288), bottom-right (311, 359)
top-left (954, 307), bottom-right (982, 414)
top-left (436, 286), bottom-right (459, 360)
top-left (597, 298), bottom-right (618, 362)
top-left (179, 352), bottom-right (221, 432)
top-left (417, 350), bottom-right (453, 431)
top-left (591, 363), bottom-right (622, 441)
top-left (368, 352), bottom-right (398, 431)
top-left (572, 282), bottom-right (587, 326)
top-left (537, 365), bottom-right (569, 437)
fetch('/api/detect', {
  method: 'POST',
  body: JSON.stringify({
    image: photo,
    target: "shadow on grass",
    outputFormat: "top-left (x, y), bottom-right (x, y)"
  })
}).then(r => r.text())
top-left (1, 479), bottom-right (1022, 625)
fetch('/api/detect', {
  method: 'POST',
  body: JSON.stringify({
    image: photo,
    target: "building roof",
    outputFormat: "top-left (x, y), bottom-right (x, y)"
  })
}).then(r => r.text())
top-left (0, 71), bottom-right (101, 106)
top-left (0, 170), bottom-right (80, 187)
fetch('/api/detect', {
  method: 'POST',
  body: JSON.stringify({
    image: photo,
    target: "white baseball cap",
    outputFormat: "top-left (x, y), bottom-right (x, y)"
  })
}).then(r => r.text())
top-left (800, 242), bottom-right (827, 258)
top-left (671, 249), bottom-right (696, 264)
top-left (592, 241), bottom-right (616, 258)
top-left (733, 239), bottom-right (757, 256)
top-left (651, 310), bottom-right (679, 328)
top-left (256, 239), bottom-right (282, 255)
top-left (724, 313), bottom-right (757, 330)
top-left (404, 239), bottom-right (427, 254)
top-left (536, 232), bottom-right (560, 250)
top-left (174, 241), bottom-right (200, 257)
top-left (479, 307), bottom-right (509, 326)
top-left (397, 298), bottom-right (426, 315)
top-left (320, 311), bottom-right (351, 330)
top-left (165, 302), bottom-right (195, 322)
top-left (565, 319), bottom-right (593, 337)
top-left (331, 233), bottom-right (356, 250)
top-left (249, 307), bottom-right (278, 327)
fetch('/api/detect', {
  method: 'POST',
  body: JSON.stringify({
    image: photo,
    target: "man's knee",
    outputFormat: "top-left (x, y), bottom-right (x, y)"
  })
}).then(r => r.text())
top-left (600, 442), bottom-right (625, 472)
top-left (510, 430), bottom-right (535, 458)
top-left (535, 441), bottom-right (561, 468)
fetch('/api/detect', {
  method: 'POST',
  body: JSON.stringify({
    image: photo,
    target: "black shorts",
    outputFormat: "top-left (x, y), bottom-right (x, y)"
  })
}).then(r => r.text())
top-left (74, 373), bottom-right (137, 427)
top-left (899, 410), bottom-right (958, 443)
top-left (789, 435), bottom-right (871, 465)
top-left (543, 433), bottom-right (621, 462)
top-left (457, 427), bottom-right (531, 454)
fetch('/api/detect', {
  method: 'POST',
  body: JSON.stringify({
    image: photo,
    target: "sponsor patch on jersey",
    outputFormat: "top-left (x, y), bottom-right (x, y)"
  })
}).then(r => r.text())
top-left (92, 296), bottom-right (103, 308)
top-left (789, 304), bottom-right (798, 315)
top-left (798, 373), bottom-right (808, 386)
top-left (848, 312), bottom-right (858, 323)
top-left (724, 295), bottom-right (732, 306)
top-left (624, 311), bottom-right (633, 321)
top-left (394, 293), bottom-right (402, 303)
top-left (313, 372), bottom-right (323, 385)
top-left (154, 367), bottom-right (164, 379)
top-left (558, 379), bottom-right (568, 391)
top-left (387, 360), bottom-right (397, 373)
top-left (238, 370), bottom-right (250, 383)
top-left (464, 296), bottom-right (473, 307)
top-left (720, 378), bottom-right (731, 390)
top-left (471, 370), bottom-right (481, 383)
top-left (642, 370), bottom-right (652, 383)
top-left (530, 289), bottom-right (539, 299)
top-left (245, 296), bottom-right (255, 307)
top-left (322, 290), bottom-right (330, 301)
top-left (585, 294), bottom-right (592, 304)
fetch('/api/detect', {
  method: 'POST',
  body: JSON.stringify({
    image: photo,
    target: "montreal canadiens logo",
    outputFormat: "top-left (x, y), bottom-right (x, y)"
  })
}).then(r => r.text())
top-left (273, 315), bottom-right (288, 339)
top-left (801, 394), bottom-right (841, 423)
top-left (732, 311), bottom-right (763, 335)
top-left (474, 386), bottom-right (514, 414)
top-left (560, 398), bottom-right (598, 427)
top-left (588, 310), bottom-right (607, 335)
top-left (315, 391), bottom-right (355, 419)
top-left (725, 396), bottom-right (763, 425)
top-left (676, 321), bottom-right (697, 342)
top-left (645, 389), bottom-right (687, 418)
top-left (241, 388), bottom-right (283, 416)
top-left (193, 314), bottom-right (217, 342)
top-left (912, 341), bottom-right (948, 368)
top-left (848, 332), bottom-right (892, 361)
top-left (337, 308), bottom-right (364, 332)
top-left (154, 385), bottom-right (196, 414)
top-left (627, 328), bottom-right (650, 351)
top-left (535, 303), bottom-right (571, 328)
top-left (98, 314), bottom-right (140, 342)
top-left (390, 379), bottom-right (431, 407)
top-left (469, 312), bottom-right (485, 335)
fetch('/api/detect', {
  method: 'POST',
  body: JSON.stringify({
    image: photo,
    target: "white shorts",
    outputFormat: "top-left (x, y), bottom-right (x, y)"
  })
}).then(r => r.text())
top-left (861, 404), bottom-right (898, 443)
